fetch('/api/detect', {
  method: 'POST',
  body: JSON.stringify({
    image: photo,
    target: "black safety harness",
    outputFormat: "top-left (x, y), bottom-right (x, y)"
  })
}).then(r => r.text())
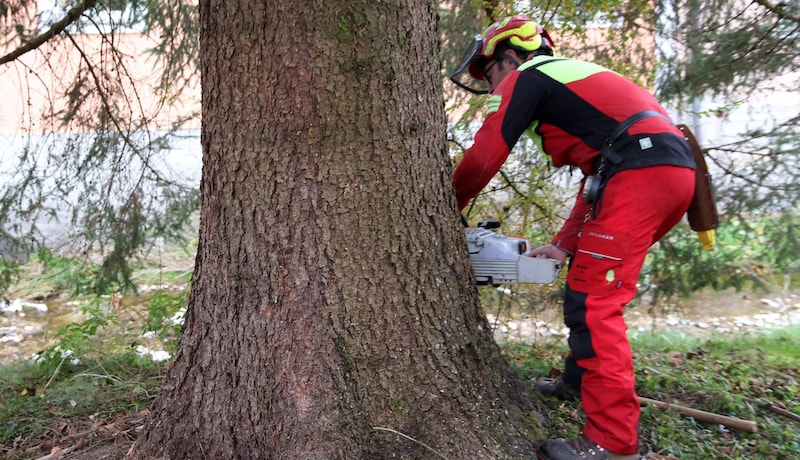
top-left (584, 110), bottom-right (697, 216)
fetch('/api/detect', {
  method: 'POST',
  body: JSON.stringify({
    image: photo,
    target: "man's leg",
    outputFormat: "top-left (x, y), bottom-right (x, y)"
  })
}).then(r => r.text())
top-left (542, 166), bottom-right (695, 456)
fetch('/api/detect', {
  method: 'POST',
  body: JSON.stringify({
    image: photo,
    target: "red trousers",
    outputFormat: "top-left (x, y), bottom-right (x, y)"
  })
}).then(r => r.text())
top-left (561, 165), bottom-right (695, 454)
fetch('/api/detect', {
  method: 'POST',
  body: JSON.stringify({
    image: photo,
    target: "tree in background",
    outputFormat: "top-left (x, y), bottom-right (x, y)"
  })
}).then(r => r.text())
top-left (650, 0), bottom-right (800, 299)
top-left (0, 0), bottom-right (200, 294)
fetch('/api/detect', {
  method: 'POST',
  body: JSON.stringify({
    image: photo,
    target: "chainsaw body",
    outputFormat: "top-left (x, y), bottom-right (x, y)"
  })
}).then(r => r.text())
top-left (465, 222), bottom-right (562, 286)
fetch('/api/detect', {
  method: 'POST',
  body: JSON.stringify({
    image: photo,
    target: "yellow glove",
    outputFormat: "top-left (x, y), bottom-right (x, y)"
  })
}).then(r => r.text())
top-left (696, 229), bottom-right (715, 251)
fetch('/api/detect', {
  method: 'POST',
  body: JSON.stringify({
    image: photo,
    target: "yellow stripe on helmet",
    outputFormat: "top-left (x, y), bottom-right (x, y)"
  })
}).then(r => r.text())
top-left (483, 21), bottom-right (543, 56)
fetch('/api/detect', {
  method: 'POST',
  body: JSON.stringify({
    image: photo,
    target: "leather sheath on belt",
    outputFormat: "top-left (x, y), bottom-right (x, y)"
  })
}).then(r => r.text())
top-left (678, 124), bottom-right (719, 250)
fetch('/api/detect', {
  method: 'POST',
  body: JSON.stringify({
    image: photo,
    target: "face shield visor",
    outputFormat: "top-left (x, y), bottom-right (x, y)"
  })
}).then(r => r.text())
top-left (449, 34), bottom-right (490, 95)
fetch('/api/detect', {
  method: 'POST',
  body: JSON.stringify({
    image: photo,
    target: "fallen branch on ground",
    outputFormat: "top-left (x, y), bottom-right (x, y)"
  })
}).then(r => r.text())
top-left (745, 398), bottom-right (800, 424)
top-left (638, 396), bottom-right (758, 433)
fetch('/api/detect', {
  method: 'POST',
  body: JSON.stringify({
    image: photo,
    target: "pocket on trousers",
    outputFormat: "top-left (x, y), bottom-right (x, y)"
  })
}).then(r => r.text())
top-left (567, 229), bottom-right (630, 296)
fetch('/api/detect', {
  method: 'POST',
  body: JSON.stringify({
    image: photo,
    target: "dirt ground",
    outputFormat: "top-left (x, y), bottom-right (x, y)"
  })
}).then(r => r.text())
top-left (18, 419), bottom-right (675, 460)
top-left (12, 415), bottom-right (143, 459)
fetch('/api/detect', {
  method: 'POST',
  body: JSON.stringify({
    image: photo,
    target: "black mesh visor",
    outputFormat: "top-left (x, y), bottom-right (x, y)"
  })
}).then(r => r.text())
top-left (449, 35), bottom-right (489, 95)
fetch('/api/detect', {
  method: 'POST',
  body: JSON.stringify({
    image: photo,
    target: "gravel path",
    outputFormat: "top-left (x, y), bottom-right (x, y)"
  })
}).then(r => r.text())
top-left (489, 292), bottom-right (800, 344)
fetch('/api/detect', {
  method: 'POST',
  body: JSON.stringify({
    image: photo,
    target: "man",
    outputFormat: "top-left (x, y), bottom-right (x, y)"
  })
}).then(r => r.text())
top-left (449, 15), bottom-right (697, 460)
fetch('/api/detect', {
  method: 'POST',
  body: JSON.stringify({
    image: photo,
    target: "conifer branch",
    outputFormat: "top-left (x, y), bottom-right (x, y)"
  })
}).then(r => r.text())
top-left (0, 0), bottom-right (98, 66)
top-left (752, 0), bottom-right (800, 24)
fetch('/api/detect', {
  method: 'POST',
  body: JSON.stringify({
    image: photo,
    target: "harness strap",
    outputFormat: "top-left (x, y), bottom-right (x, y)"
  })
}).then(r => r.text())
top-left (601, 110), bottom-right (672, 165)
top-left (587, 110), bottom-right (695, 218)
top-left (526, 57), bottom-right (568, 70)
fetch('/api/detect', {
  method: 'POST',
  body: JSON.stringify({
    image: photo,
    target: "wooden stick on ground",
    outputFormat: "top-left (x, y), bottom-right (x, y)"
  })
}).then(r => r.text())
top-left (745, 398), bottom-right (800, 424)
top-left (638, 396), bottom-right (758, 433)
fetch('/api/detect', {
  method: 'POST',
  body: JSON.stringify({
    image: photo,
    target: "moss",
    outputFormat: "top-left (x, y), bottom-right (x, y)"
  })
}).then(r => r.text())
top-left (335, 10), bottom-right (367, 41)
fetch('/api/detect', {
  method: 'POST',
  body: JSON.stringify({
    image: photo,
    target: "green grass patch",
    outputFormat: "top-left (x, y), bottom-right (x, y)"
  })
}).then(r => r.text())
top-left (1, 310), bottom-right (797, 458)
top-left (503, 325), bottom-right (800, 459)
top-left (7, 250), bottom-right (99, 299)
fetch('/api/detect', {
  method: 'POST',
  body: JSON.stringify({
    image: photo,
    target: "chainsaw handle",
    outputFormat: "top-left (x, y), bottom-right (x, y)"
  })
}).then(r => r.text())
top-left (460, 216), bottom-right (502, 230)
top-left (477, 220), bottom-right (501, 229)
top-left (529, 244), bottom-right (569, 264)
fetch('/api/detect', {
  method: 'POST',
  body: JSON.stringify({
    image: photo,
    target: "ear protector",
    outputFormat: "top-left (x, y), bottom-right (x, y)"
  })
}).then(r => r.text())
top-left (582, 173), bottom-right (603, 204)
top-left (583, 154), bottom-right (608, 205)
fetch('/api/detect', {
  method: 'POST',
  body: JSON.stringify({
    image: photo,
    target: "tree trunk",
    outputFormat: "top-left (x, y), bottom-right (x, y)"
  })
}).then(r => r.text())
top-left (132, 0), bottom-right (543, 458)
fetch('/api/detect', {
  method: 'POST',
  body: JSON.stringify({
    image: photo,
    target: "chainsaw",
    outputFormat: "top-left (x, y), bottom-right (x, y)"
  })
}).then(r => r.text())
top-left (465, 221), bottom-right (562, 286)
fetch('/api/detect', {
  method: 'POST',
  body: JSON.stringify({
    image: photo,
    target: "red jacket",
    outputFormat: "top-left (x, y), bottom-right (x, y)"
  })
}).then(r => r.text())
top-left (453, 55), bottom-right (693, 253)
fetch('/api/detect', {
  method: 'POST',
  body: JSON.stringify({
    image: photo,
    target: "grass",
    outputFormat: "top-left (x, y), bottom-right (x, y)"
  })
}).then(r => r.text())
top-left (1, 248), bottom-right (798, 458)
top-left (502, 324), bottom-right (800, 459)
top-left (1, 326), bottom-right (797, 459)
top-left (0, 249), bottom-right (188, 459)
top-left (0, 353), bottom-right (165, 458)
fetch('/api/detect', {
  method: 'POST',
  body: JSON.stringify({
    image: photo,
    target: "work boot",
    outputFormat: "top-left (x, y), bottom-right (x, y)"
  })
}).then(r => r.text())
top-left (537, 435), bottom-right (607, 459)
top-left (535, 377), bottom-right (581, 401)
top-left (538, 435), bottom-right (642, 460)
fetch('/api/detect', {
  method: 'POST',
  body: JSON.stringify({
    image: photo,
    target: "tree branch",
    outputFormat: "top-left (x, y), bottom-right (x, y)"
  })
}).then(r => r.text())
top-left (751, 0), bottom-right (800, 24)
top-left (0, 0), bottom-right (98, 66)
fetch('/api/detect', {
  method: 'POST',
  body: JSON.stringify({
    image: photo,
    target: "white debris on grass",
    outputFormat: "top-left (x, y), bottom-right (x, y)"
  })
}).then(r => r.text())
top-left (134, 345), bottom-right (172, 362)
top-left (1, 299), bottom-right (48, 314)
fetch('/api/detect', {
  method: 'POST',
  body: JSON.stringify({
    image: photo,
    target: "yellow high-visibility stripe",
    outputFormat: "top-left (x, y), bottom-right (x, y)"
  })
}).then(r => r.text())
top-left (526, 121), bottom-right (551, 162)
top-left (519, 56), bottom-right (617, 84)
top-left (486, 94), bottom-right (502, 115)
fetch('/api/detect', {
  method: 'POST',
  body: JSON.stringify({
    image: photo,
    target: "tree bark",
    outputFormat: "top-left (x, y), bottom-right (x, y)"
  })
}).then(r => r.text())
top-left (132, 0), bottom-right (543, 458)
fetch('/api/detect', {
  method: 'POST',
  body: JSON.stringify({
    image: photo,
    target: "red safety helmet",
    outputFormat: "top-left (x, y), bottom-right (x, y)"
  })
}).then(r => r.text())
top-left (450, 15), bottom-right (554, 94)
